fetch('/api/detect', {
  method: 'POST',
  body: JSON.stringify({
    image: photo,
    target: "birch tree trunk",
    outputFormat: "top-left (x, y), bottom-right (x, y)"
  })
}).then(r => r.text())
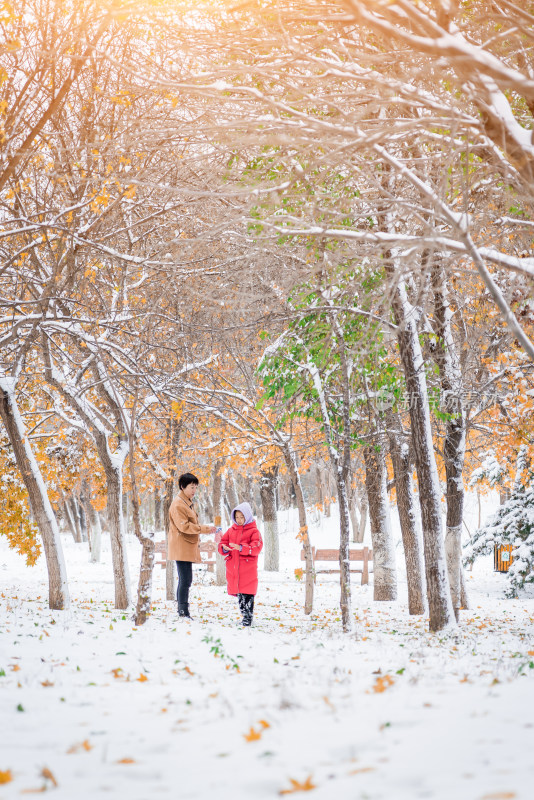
top-left (0, 380), bottom-right (69, 610)
top-left (282, 443), bottom-right (314, 614)
top-left (386, 271), bottom-right (455, 631)
top-left (363, 442), bottom-right (397, 602)
top-left (387, 417), bottom-right (427, 615)
top-left (260, 466), bottom-right (279, 571)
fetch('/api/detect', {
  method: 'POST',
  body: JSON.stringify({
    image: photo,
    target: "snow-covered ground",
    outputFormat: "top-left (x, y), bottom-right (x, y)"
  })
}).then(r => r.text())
top-left (1, 496), bottom-right (533, 800)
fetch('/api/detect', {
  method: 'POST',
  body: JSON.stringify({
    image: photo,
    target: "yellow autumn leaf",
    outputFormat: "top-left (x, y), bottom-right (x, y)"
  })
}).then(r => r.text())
top-left (370, 675), bottom-right (394, 693)
top-left (40, 680), bottom-right (54, 687)
top-left (259, 719), bottom-right (270, 729)
top-left (116, 758), bottom-right (135, 764)
top-left (279, 775), bottom-right (316, 794)
top-left (243, 726), bottom-right (262, 742)
top-left (136, 673), bottom-right (148, 683)
top-left (480, 793), bottom-right (516, 800)
top-left (0, 770), bottom-right (13, 784)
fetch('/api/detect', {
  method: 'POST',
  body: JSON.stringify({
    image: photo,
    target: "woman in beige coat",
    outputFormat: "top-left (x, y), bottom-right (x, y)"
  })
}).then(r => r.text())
top-left (168, 472), bottom-right (216, 618)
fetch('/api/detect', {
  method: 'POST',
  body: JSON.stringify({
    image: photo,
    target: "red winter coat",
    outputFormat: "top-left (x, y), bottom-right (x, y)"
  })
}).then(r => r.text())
top-left (217, 521), bottom-right (263, 596)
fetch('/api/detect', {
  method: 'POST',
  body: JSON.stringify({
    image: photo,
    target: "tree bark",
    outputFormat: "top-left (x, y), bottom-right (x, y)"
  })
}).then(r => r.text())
top-left (387, 270), bottom-right (455, 631)
top-left (0, 380), bottom-right (69, 610)
top-left (164, 416), bottom-right (180, 601)
top-left (68, 495), bottom-right (83, 543)
top-left (154, 484), bottom-right (162, 531)
top-left (260, 466), bottom-right (279, 571)
top-left (128, 439), bottom-right (154, 627)
top-left (387, 416), bottom-right (427, 614)
top-left (282, 443), bottom-right (314, 614)
top-left (431, 256), bottom-right (468, 621)
top-left (363, 442), bottom-right (397, 602)
top-left (225, 471), bottom-right (239, 511)
top-left (212, 460), bottom-right (226, 586)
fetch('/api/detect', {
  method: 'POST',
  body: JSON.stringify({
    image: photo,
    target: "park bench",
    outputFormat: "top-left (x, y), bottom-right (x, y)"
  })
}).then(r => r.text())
top-left (301, 546), bottom-right (373, 585)
top-left (154, 540), bottom-right (217, 572)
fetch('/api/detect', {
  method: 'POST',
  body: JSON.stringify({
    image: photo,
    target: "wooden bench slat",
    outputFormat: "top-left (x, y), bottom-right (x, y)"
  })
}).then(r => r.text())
top-left (300, 546), bottom-right (373, 585)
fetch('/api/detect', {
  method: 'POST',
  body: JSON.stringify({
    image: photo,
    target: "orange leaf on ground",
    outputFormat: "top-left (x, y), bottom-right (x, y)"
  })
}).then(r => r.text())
top-left (136, 673), bottom-right (148, 683)
top-left (279, 776), bottom-right (316, 794)
top-left (111, 668), bottom-right (123, 679)
top-left (349, 767), bottom-right (375, 775)
top-left (243, 726), bottom-right (262, 742)
top-left (259, 719), bottom-right (270, 729)
top-left (184, 666), bottom-right (194, 676)
top-left (480, 793), bottom-right (516, 799)
top-left (0, 770), bottom-right (13, 784)
top-left (40, 680), bottom-right (54, 687)
top-left (370, 675), bottom-right (395, 693)
top-left (41, 768), bottom-right (57, 787)
top-left (116, 758), bottom-right (135, 764)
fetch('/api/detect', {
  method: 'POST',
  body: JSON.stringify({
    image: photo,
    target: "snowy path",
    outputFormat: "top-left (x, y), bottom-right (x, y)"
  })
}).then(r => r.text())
top-left (1, 534), bottom-right (533, 800)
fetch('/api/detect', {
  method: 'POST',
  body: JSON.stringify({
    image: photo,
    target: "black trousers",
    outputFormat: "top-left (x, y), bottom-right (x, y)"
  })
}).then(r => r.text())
top-left (238, 593), bottom-right (254, 625)
top-left (175, 561), bottom-right (193, 606)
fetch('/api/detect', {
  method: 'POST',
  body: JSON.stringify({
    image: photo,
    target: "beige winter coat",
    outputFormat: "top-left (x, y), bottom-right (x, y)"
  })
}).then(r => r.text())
top-left (167, 491), bottom-right (212, 562)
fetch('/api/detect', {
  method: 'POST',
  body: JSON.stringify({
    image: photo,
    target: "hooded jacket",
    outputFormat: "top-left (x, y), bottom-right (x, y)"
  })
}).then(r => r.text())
top-left (217, 502), bottom-right (263, 595)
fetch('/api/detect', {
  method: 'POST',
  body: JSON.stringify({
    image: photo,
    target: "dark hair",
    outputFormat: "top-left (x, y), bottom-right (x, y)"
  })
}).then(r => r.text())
top-left (179, 472), bottom-right (199, 490)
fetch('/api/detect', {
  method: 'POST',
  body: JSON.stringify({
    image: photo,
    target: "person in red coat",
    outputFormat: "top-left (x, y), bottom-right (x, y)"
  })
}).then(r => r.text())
top-left (218, 502), bottom-right (263, 626)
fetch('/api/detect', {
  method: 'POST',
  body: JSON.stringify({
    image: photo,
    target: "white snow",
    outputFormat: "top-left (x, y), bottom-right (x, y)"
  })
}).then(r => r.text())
top-left (0, 498), bottom-right (533, 800)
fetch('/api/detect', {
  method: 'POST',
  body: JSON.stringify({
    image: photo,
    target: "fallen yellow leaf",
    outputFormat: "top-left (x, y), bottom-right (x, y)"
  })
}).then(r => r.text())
top-left (41, 768), bottom-right (57, 787)
top-left (243, 726), bottom-right (262, 742)
top-left (259, 719), bottom-right (270, 729)
top-left (116, 758), bottom-right (135, 764)
top-left (279, 776), bottom-right (316, 794)
top-left (370, 675), bottom-right (395, 693)
top-left (40, 680), bottom-right (54, 687)
top-left (136, 673), bottom-right (148, 683)
top-left (0, 770), bottom-right (13, 784)
top-left (480, 793), bottom-right (516, 799)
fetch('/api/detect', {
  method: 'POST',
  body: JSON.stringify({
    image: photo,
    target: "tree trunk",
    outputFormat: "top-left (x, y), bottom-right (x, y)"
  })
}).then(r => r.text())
top-left (154, 484), bottom-right (162, 531)
top-left (164, 417), bottom-right (180, 601)
top-left (260, 466), bottom-right (279, 571)
top-left (68, 495), bottom-right (83, 543)
top-left (388, 273), bottom-right (455, 631)
top-left (88, 506), bottom-right (102, 564)
top-left (363, 442), bottom-right (398, 602)
top-left (387, 418), bottom-right (427, 614)
top-left (431, 256), bottom-right (468, 621)
top-left (78, 482), bottom-right (89, 543)
top-left (128, 442), bottom-right (154, 627)
top-left (357, 494), bottom-right (368, 543)
top-left (0, 380), bottom-right (69, 610)
top-left (62, 496), bottom-right (78, 542)
top-left (282, 444), bottom-right (314, 614)
top-left (104, 464), bottom-right (131, 609)
top-left (226, 471), bottom-right (239, 511)
top-left (212, 460), bottom-right (226, 586)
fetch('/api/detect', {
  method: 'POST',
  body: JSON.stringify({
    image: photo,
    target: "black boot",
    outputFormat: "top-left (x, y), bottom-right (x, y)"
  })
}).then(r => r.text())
top-left (238, 594), bottom-right (254, 627)
top-left (178, 603), bottom-right (192, 619)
